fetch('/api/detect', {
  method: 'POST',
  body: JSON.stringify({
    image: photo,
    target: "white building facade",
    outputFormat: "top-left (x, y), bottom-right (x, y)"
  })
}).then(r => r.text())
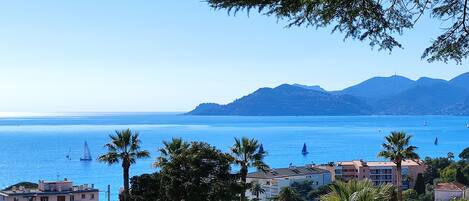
top-left (434, 182), bottom-right (468, 201)
top-left (246, 166), bottom-right (332, 201)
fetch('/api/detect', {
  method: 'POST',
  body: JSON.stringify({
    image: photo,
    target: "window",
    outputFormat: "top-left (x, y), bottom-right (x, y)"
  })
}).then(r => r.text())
top-left (316, 182), bottom-right (319, 185)
top-left (81, 194), bottom-right (86, 199)
top-left (70, 195), bottom-right (75, 201)
top-left (13, 198), bottom-right (19, 201)
top-left (40, 197), bottom-right (49, 201)
top-left (90, 194), bottom-right (95, 200)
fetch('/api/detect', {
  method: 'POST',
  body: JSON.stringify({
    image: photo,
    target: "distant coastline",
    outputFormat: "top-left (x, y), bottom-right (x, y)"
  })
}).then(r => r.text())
top-left (187, 72), bottom-right (469, 116)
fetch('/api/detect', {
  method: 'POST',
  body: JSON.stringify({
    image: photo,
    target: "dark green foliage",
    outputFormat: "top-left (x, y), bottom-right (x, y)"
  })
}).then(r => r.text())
top-left (207, 0), bottom-right (469, 64)
top-left (3, 182), bottom-right (38, 190)
top-left (155, 139), bottom-right (238, 201)
top-left (414, 173), bottom-right (426, 195)
top-left (290, 180), bottom-right (313, 200)
top-left (402, 189), bottom-right (419, 201)
top-left (130, 173), bottom-right (161, 201)
top-left (460, 147), bottom-right (469, 160)
top-left (307, 184), bottom-right (331, 199)
top-left (271, 187), bottom-right (303, 201)
top-left (448, 152), bottom-right (455, 160)
top-left (456, 166), bottom-right (469, 185)
top-left (422, 157), bottom-right (452, 184)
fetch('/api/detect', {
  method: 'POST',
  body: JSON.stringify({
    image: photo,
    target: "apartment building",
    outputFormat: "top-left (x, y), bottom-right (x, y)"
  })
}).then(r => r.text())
top-left (0, 179), bottom-right (99, 201)
top-left (316, 159), bottom-right (426, 189)
top-left (246, 165), bottom-right (332, 201)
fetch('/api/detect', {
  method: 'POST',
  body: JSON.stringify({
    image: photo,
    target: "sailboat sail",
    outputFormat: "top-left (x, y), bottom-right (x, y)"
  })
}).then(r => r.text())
top-left (80, 141), bottom-right (92, 161)
top-left (66, 147), bottom-right (71, 160)
top-left (434, 137), bottom-right (438, 145)
top-left (301, 143), bottom-right (308, 155)
top-left (258, 144), bottom-right (264, 154)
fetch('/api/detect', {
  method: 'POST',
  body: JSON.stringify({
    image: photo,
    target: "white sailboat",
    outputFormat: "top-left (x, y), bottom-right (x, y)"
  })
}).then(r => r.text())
top-left (80, 141), bottom-right (92, 161)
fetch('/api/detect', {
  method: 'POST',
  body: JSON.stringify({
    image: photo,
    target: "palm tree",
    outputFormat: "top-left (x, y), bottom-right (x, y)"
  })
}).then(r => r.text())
top-left (231, 137), bottom-right (269, 201)
top-left (98, 129), bottom-right (150, 201)
top-left (272, 187), bottom-right (302, 201)
top-left (378, 131), bottom-right (419, 201)
top-left (250, 182), bottom-right (265, 200)
top-left (447, 152), bottom-right (455, 160)
top-left (321, 180), bottom-right (395, 201)
top-left (153, 138), bottom-right (189, 167)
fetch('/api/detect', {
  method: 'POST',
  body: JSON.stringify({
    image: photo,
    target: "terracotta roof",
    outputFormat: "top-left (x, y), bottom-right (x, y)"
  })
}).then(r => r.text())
top-left (435, 182), bottom-right (467, 191)
top-left (336, 160), bottom-right (423, 168)
top-left (247, 166), bottom-right (329, 179)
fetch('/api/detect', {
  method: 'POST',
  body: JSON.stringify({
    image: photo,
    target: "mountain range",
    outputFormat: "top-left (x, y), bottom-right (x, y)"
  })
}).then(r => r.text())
top-left (187, 72), bottom-right (469, 116)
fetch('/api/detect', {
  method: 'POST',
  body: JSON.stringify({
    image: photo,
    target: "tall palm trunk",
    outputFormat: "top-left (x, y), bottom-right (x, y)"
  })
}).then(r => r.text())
top-left (240, 165), bottom-right (248, 201)
top-left (396, 162), bottom-right (402, 201)
top-left (122, 162), bottom-right (130, 201)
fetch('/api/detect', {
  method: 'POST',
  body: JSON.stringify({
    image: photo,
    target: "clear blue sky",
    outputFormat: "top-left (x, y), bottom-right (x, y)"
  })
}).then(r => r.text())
top-left (0, 1), bottom-right (468, 113)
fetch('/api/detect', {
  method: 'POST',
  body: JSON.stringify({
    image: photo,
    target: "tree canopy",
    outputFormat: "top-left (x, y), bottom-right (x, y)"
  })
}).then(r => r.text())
top-left (207, 0), bottom-right (469, 64)
top-left (154, 139), bottom-right (238, 201)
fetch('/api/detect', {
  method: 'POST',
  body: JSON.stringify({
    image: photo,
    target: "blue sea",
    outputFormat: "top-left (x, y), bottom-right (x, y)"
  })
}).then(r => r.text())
top-left (0, 113), bottom-right (468, 200)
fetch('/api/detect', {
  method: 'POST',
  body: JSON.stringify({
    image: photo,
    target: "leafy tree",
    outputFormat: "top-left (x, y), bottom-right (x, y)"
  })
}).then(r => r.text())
top-left (378, 131), bottom-right (419, 201)
top-left (307, 184), bottom-right (331, 200)
top-left (290, 180), bottom-right (313, 200)
top-left (448, 152), bottom-right (455, 160)
top-left (98, 129), bottom-right (150, 201)
top-left (422, 157), bottom-right (452, 184)
top-left (320, 180), bottom-right (395, 201)
top-left (249, 182), bottom-right (265, 200)
top-left (271, 187), bottom-right (302, 201)
top-left (402, 189), bottom-right (419, 201)
top-left (154, 139), bottom-right (238, 201)
top-left (207, 0), bottom-right (469, 64)
top-left (460, 147), bottom-right (469, 160)
top-left (3, 182), bottom-right (38, 190)
top-left (440, 163), bottom-right (458, 182)
top-left (456, 166), bottom-right (469, 185)
top-left (129, 173), bottom-right (161, 201)
top-left (231, 137), bottom-right (268, 201)
top-left (414, 173), bottom-right (426, 195)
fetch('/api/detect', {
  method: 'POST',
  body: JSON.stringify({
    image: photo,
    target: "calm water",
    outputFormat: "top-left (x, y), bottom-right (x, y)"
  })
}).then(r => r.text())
top-left (0, 113), bottom-right (468, 200)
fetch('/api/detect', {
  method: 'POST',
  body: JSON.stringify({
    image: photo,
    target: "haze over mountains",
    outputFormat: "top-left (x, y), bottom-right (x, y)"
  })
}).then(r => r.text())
top-left (188, 72), bottom-right (469, 116)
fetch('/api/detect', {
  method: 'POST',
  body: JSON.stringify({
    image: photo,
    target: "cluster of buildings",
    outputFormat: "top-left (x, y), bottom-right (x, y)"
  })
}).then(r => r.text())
top-left (246, 159), bottom-right (467, 201)
top-left (1, 160), bottom-right (467, 201)
top-left (0, 179), bottom-right (99, 201)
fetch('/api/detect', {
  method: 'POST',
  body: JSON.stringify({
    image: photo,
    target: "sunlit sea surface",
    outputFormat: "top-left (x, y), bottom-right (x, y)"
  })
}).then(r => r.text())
top-left (0, 113), bottom-right (468, 200)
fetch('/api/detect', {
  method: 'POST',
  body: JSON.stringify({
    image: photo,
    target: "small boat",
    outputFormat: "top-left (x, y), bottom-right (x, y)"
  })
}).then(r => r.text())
top-left (434, 137), bottom-right (438, 145)
top-left (301, 143), bottom-right (308, 155)
top-left (80, 141), bottom-right (92, 161)
top-left (258, 144), bottom-right (264, 154)
top-left (65, 147), bottom-right (71, 160)
top-left (424, 121), bottom-right (428, 126)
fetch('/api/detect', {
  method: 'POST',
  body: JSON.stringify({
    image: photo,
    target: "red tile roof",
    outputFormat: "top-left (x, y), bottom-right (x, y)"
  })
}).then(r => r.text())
top-left (435, 182), bottom-right (467, 191)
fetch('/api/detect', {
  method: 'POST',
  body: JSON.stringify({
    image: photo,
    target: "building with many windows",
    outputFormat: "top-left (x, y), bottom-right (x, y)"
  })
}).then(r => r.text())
top-left (316, 159), bottom-right (426, 189)
top-left (246, 165), bottom-right (332, 201)
top-left (0, 179), bottom-right (99, 201)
